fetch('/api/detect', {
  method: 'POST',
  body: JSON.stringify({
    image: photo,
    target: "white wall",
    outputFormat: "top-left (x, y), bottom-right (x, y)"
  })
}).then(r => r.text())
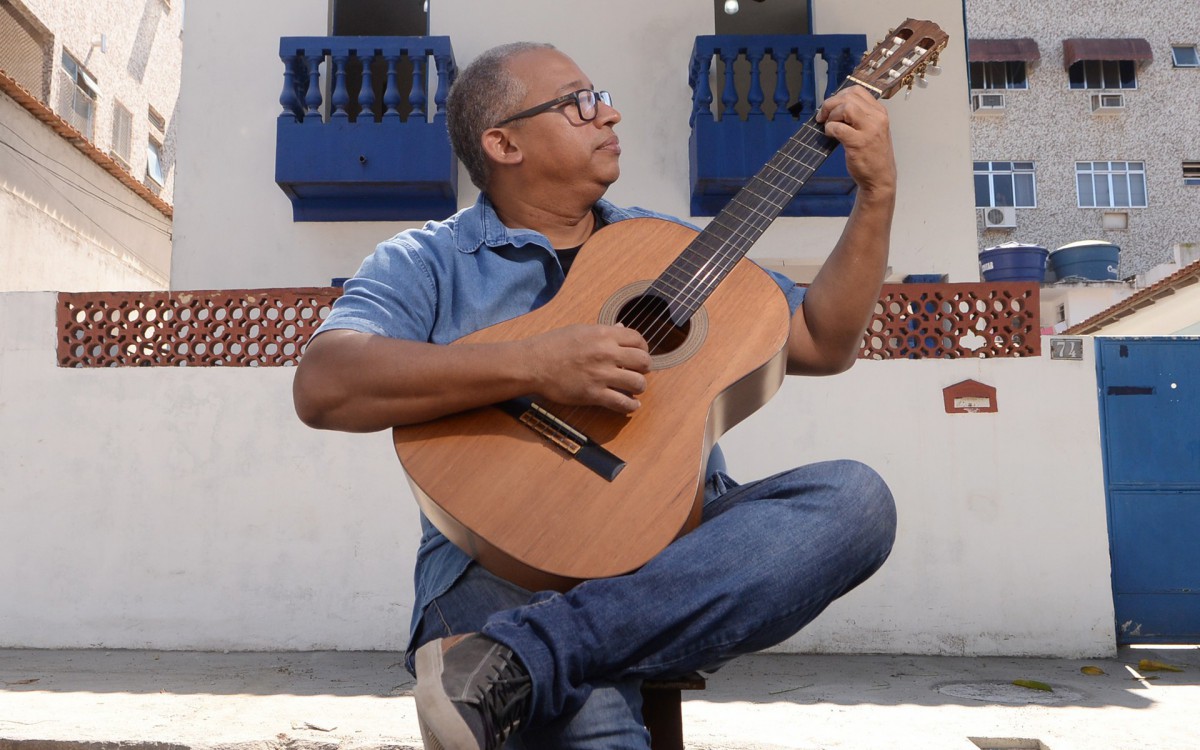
top-left (0, 291), bottom-right (1114, 656)
top-left (1088, 284), bottom-right (1200, 336)
top-left (734, 354), bottom-right (1115, 657)
top-left (169, 0), bottom-right (409, 289)
top-left (0, 292), bottom-right (418, 650)
top-left (171, 0), bottom-right (979, 288)
top-left (813, 0), bottom-right (980, 280)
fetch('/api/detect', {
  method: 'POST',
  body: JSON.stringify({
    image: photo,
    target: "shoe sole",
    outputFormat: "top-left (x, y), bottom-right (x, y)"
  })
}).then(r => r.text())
top-left (414, 639), bottom-right (480, 750)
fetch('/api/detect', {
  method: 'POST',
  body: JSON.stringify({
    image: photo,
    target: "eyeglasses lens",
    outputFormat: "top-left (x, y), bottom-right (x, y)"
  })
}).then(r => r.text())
top-left (576, 90), bottom-right (612, 121)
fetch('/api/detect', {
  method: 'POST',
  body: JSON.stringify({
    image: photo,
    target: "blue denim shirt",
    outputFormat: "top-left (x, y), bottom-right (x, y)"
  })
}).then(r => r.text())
top-left (314, 193), bottom-right (807, 641)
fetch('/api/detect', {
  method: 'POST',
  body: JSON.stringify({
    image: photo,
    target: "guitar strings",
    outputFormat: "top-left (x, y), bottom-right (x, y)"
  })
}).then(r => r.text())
top-left (559, 46), bottom-right (935, 435)
top-left (553, 108), bottom-right (841, 438)
top-left (624, 117), bottom-right (834, 348)
top-left (632, 94), bottom-right (848, 330)
top-left (558, 116), bottom-right (835, 436)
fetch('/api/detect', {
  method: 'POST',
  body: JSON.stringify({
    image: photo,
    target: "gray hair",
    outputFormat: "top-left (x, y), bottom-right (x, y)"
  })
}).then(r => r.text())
top-left (447, 42), bottom-right (557, 190)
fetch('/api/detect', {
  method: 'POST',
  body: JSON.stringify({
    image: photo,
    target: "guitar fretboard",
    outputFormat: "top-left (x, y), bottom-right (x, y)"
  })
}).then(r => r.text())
top-left (649, 80), bottom-right (867, 325)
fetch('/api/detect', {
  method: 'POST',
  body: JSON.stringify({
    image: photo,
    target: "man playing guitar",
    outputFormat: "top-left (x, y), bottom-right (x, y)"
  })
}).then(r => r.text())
top-left (294, 39), bottom-right (902, 750)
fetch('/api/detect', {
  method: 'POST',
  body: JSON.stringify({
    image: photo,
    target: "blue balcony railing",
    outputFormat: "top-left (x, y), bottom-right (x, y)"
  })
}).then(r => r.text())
top-left (275, 36), bottom-right (458, 222)
top-left (688, 34), bottom-right (867, 216)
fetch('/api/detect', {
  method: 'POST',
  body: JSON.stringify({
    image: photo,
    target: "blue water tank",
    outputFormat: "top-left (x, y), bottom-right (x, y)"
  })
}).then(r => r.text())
top-left (1050, 241), bottom-right (1120, 281)
top-left (979, 242), bottom-right (1048, 283)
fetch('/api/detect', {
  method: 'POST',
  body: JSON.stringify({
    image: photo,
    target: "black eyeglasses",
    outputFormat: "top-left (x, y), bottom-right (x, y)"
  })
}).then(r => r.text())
top-left (492, 89), bottom-right (613, 128)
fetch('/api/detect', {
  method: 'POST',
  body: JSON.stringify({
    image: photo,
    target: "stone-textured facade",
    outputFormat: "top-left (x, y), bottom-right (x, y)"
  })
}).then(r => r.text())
top-left (966, 0), bottom-right (1200, 276)
top-left (3, 0), bottom-right (183, 202)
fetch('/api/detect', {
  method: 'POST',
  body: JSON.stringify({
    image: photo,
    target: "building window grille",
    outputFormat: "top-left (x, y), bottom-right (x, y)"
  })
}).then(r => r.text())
top-left (58, 50), bottom-right (98, 140)
top-left (1068, 59), bottom-right (1137, 89)
top-left (0, 1), bottom-right (51, 100)
top-left (112, 101), bottom-right (133, 166)
top-left (974, 161), bottom-right (1037, 208)
top-left (1076, 161), bottom-right (1147, 208)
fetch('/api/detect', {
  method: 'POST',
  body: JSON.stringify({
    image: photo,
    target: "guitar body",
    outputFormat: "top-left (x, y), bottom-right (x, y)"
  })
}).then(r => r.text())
top-left (392, 218), bottom-right (791, 591)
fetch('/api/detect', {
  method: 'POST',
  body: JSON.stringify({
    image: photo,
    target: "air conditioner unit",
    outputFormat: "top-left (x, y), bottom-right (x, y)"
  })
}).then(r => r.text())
top-left (1090, 92), bottom-right (1125, 112)
top-left (972, 92), bottom-right (1006, 111)
top-left (983, 206), bottom-right (1017, 228)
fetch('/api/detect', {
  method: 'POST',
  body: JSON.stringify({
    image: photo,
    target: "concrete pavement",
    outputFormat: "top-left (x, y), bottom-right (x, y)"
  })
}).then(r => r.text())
top-left (1, 646), bottom-right (1197, 750)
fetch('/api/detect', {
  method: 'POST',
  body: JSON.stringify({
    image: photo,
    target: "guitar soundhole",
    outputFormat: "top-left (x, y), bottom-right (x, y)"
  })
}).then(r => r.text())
top-left (616, 294), bottom-right (689, 356)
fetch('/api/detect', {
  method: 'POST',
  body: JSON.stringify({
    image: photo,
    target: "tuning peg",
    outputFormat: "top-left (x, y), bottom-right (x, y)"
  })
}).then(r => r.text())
top-left (926, 64), bottom-right (943, 76)
top-left (915, 76), bottom-right (929, 88)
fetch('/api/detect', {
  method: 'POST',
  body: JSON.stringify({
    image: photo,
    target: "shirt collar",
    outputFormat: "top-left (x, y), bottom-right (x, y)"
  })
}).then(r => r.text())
top-left (455, 192), bottom-right (636, 254)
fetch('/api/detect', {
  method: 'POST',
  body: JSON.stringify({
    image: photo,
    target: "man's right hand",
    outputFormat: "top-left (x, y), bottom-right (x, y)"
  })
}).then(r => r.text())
top-left (293, 324), bottom-right (652, 433)
top-left (524, 324), bottom-right (651, 414)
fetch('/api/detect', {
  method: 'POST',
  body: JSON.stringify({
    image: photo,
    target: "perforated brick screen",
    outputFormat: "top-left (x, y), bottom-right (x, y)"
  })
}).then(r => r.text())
top-left (861, 283), bottom-right (1040, 359)
top-left (56, 283), bottom-right (1039, 367)
top-left (57, 288), bottom-right (338, 368)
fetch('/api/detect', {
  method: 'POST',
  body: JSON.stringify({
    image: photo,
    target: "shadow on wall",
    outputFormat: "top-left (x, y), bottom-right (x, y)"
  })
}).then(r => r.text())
top-left (127, 0), bottom-right (165, 83)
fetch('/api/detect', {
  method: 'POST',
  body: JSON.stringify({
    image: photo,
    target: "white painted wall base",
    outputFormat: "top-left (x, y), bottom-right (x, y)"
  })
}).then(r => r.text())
top-left (0, 292), bottom-right (1115, 657)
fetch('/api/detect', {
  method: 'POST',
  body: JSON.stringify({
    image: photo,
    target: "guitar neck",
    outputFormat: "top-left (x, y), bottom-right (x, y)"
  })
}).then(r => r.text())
top-left (651, 78), bottom-right (875, 322)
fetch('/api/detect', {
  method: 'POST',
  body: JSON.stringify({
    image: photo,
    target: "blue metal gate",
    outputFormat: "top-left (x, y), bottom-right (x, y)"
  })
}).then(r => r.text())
top-left (1097, 337), bottom-right (1200, 644)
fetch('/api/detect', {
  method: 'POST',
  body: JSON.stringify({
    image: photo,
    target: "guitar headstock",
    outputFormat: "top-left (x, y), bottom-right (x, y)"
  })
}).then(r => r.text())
top-left (849, 19), bottom-right (950, 99)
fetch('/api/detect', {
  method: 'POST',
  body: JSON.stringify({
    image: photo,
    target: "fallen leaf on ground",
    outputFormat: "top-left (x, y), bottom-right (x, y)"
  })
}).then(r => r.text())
top-left (1138, 659), bottom-right (1183, 673)
top-left (291, 721), bottom-right (337, 732)
top-left (1080, 666), bottom-right (1106, 676)
top-left (1012, 679), bottom-right (1053, 692)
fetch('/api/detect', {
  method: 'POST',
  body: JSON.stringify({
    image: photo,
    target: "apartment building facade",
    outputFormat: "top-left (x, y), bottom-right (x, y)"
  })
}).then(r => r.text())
top-left (965, 0), bottom-right (1200, 278)
top-left (0, 0), bottom-right (182, 290)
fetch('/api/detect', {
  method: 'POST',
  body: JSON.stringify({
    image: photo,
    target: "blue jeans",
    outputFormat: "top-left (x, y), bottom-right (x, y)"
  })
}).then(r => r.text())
top-left (410, 459), bottom-right (897, 749)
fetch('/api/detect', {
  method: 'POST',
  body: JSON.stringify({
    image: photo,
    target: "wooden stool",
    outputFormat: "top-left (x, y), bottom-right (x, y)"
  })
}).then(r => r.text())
top-left (641, 673), bottom-right (707, 750)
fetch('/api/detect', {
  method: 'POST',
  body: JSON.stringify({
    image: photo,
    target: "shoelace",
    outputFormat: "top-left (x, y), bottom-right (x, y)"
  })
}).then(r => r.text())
top-left (477, 651), bottom-right (533, 749)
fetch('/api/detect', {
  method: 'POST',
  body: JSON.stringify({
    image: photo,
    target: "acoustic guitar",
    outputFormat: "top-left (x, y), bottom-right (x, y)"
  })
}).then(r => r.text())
top-left (393, 19), bottom-right (949, 591)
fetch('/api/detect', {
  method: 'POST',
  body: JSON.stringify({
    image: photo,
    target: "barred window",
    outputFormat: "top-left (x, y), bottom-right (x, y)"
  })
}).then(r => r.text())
top-left (58, 50), bottom-right (98, 140)
top-left (112, 101), bottom-right (133, 166)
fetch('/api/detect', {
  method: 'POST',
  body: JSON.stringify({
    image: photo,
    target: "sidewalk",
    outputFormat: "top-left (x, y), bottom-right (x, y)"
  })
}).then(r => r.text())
top-left (1, 646), bottom-right (1196, 750)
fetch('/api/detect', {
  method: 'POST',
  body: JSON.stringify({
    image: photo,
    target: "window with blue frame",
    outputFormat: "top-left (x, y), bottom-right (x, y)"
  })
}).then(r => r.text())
top-left (974, 161), bottom-right (1036, 208)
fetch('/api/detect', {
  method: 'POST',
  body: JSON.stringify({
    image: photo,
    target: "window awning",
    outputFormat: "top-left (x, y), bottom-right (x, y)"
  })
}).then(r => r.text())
top-left (1063, 38), bottom-right (1153, 69)
top-left (968, 38), bottom-right (1040, 63)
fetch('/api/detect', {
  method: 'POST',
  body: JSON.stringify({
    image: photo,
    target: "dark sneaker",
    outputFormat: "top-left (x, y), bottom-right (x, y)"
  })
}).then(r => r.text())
top-left (414, 633), bottom-right (533, 750)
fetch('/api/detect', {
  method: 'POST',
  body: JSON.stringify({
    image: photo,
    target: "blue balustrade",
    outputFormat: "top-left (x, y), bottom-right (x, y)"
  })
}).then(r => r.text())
top-left (688, 34), bottom-right (867, 216)
top-left (275, 36), bottom-right (458, 222)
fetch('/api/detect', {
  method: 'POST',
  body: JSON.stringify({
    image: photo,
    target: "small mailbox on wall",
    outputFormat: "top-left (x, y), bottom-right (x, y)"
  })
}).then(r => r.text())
top-left (943, 379), bottom-right (998, 414)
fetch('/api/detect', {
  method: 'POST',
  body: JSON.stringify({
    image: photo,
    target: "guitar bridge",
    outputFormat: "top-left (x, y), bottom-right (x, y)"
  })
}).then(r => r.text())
top-left (519, 404), bottom-right (583, 455)
top-left (498, 398), bottom-right (626, 482)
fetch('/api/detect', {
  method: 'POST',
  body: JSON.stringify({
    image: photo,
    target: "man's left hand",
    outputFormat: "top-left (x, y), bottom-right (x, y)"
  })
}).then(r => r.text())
top-left (815, 87), bottom-right (896, 197)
